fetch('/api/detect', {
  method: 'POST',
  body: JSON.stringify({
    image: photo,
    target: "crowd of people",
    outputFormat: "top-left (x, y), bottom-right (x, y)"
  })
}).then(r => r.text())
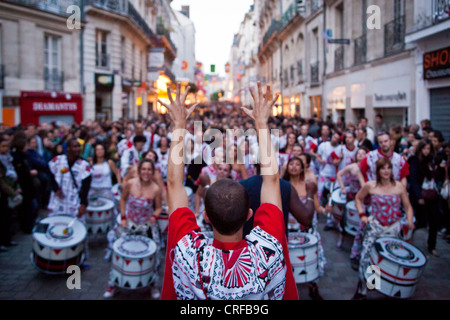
top-left (0, 82), bottom-right (450, 300)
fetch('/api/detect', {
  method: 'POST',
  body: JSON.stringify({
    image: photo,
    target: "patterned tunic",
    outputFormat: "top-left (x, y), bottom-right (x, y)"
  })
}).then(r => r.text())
top-left (369, 194), bottom-right (402, 227)
top-left (172, 227), bottom-right (286, 300)
top-left (47, 155), bottom-right (91, 217)
top-left (126, 194), bottom-right (154, 226)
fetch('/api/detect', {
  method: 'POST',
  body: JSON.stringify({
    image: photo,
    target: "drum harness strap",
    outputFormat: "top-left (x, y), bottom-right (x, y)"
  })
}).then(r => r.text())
top-left (196, 245), bottom-right (210, 300)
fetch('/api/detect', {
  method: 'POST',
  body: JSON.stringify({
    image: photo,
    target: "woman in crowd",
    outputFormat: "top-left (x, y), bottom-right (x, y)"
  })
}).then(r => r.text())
top-left (283, 156), bottom-right (330, 300)
top-left (408, 139), bottom-right (440, 257)
top-left (89, 143), bottom-right (121, 200)
top-left (352, 157), bottom-right (415, 300)
top-left (104, 158), bottom-right (162, 299)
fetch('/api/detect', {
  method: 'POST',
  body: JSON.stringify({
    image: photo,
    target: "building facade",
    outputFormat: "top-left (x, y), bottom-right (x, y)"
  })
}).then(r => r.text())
top-left (406, 0), bottom-right (450, 140)
top-left (234, 0), bottom-right (426, 129)
top-left (0, 0), bottom-right (83, 126)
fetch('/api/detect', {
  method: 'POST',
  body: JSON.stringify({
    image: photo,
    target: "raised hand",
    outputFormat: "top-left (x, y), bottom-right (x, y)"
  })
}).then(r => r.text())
top-left (158, 82), bottom-right (198, 127)
top-left (241, 82), bottom-right (280, 124)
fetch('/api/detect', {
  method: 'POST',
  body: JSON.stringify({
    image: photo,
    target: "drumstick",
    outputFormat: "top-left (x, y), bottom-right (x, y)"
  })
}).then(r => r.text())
top-left (63, 217), bottom-right (77, 235)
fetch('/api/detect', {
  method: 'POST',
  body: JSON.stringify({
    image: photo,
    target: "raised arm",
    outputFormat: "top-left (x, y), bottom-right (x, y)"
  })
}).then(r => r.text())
top-left (242, 82), bottom-right (281, 210)
top-left (289, 180), bottom-right (317, 228)
top-left (159, 83), bottom-right (197, 215)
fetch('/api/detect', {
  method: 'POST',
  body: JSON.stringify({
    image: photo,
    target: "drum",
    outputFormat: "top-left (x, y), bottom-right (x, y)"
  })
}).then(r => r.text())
top-left (85, 197), bottom-right (115, 234)
top-left (331, 188), bottom-right (346, 220)
top-left (345, 201), bottom-right (361, 236)
top-left (110, 235), bottom-right (157, 289)
top-left (31, 216), bottom-right (87, 274)
top-left (365, 237), bottom-right (427, 299)
top-left (156, 212), bottom-right (169, 234)
top-left (111, 184), bottom-right (121, 209)
top-left (288, 232), bottom-right (319, 284)
top-left (185, 186), bottom-right (195, 212)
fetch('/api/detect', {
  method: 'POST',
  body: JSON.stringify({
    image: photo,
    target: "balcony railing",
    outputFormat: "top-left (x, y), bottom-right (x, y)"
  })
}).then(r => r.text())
top-left (87, 0), bottom-right (159, 45)
top-left (334, 46), bottom-right (344, 72)
top-left (0, 65), bottom-right (4, 89)
top-left (156, 22), bottom-right (177, 53)
top-left (354, 34), bottom-right (367, 66)
top-left (96, 52), bottom-right (110, 69)
top-left (262, 19), bottom-right (281, 47)
top-left (384, 16), bottom-right (405, 57)
top-left (433, 0), bottom-right (450, 24)
top-left (310, 63), bottom-right (319, 84)
top-left (5, 0), bottom-right (82, 16)
top-left (44, 68), bottom-right (64, 91)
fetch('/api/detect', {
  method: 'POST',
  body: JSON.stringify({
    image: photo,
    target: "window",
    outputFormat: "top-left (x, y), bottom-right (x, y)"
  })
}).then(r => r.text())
top-left (44, 34), bottom-right (62, 90)
top-left (96, 29), bottom-right (109, 69)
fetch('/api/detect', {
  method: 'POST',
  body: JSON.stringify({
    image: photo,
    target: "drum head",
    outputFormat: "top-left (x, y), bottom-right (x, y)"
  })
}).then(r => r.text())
top-left (113, 235), bottom-right (156, 259)
top-left (288, 232), bottom-right (318, 248)
top-left (87, 197), bottom-right (114, 211)
top-left (33, 216), bottom-right (87, 249)
top-left (331, 189), bottom-right (346, 204)
top-left (375, 237), bottom-right (427, 268)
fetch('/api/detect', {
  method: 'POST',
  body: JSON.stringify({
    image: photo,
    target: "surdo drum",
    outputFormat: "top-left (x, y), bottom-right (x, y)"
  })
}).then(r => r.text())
top-left (86, 197), bottom-right (115, 234)
top-left (365, 237), bottom-right (427, 299)
top-left (31, 216), bottom-right (87, 274)
top-left (331, 188), bottom-right (347, 221)
top-left (110, 235), bottom-right (157, 289)
top-left (345, 201), bottom-right (361, 236)
top-left (288, 232), bottom-right (319, 283)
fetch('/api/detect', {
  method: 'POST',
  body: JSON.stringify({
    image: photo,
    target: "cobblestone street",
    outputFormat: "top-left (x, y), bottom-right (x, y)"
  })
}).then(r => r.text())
top-left (1, 210), bottom-right (449, 300)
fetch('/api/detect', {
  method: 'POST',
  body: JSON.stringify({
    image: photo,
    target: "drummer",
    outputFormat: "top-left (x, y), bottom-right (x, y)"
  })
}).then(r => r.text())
top-left (335, 148), bottom-right (368, 249)
top-left (88, 143), bottom-right (121, 200)
top-left (283, 156), bottom-right (330, 300)
top-left (48, 138), bottom-right (91, 219)
top-left (104, 158), bottom-right (163, 299)
top-left (352, 157), bottom-right (415, 300)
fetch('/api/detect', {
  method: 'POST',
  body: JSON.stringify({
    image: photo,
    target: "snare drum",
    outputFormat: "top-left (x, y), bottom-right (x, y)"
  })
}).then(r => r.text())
top-left (365, 237), bottom-right (427, 299)
top-left (86, 197), bottom-right (115, 234)
top-left (345, 201), bottom-right (361, 236)
top-left (110, 235), bottom-right (157, 289)
top-left (288, 232), bottom-right (319, 283)
top-left (31, 216), bottom-right (87, 274)
top-left (331, 188), bottom-right (347, 220)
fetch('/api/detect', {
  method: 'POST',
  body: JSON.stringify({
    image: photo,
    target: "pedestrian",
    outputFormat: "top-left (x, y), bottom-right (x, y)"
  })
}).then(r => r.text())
top-left (408, 139), bottom-right (440, 256)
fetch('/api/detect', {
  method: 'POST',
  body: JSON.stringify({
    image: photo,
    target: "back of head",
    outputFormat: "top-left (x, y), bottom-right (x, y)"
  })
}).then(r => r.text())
top-left (204, 179), bottom-right (249, 235)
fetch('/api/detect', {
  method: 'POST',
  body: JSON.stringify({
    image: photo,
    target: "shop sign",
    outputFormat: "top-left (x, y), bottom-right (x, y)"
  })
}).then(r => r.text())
top-left (424, 46), bottom-right (450, 80)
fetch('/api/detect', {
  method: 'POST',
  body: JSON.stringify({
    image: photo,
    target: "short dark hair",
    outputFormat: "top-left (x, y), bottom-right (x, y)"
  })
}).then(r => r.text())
top-left (133, 135), bottom-right (147, 144)
top-left (432, 130), bottom-right (445, 143)
top-left (204, 179), bottom-right (249, 235)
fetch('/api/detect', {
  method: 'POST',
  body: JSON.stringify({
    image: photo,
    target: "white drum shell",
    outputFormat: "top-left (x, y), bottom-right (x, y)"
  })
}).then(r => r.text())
top-left (288, 233), bottom-right (319, 284)
top-left (331, 188), bottom-right (346, 218)
top-left (345, 201), bottom-right (361, 236)
top-left (85, 198), bottom-right (115, 234)
top-left (365, 237), bottom-right (426, 299)
top-left (111, 235), bottom-right (157, 289)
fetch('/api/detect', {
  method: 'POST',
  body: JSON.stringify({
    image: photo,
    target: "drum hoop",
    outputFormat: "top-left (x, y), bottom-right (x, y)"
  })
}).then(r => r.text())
top-left (375, 237), bottom-right (427, 268)
top-left (33, 216), bottom-right (87, 248)
top-left (113, 235), bottom-right (157, 259)
top-left (288, 232), bottom-right (318, 247)
top-left (87, 197), bottom-right (115, 211)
